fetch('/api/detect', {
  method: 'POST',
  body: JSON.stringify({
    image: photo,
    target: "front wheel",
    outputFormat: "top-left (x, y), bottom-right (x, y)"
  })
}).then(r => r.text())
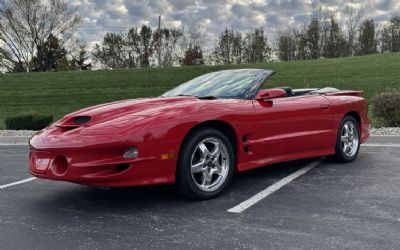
top-left (176, 128), bottom-right (234, 199)
top-left (329, 116), bottom-right (360, 162)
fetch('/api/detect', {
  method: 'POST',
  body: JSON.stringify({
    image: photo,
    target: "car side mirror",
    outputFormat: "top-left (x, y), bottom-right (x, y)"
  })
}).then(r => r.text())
top-left (255, 89), bottom-right (287, 101)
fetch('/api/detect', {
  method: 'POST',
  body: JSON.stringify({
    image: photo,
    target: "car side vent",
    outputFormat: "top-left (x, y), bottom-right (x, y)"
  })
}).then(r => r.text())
top-left (73, 116), bottom-right (91, 125)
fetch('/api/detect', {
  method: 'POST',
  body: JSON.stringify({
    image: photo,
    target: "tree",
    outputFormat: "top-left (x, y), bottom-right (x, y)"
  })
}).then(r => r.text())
top-left (231, 31), bottom-right (243, 64)
top-left (180, 45), bottom-right (204, 65)
top-left (154, 28), bottom-right (182, 66)
top-left (92, 33), bottom-right (134, 69)
top-left (31, 34), bottom-right (69, 72)
top-left (178, 24), bottom-right (206, 62)
top-left (343, 6), bottom-right (365, 56)
top-left (213, 28), bottom-right (235, 64)
top-left (212, 28), bottom-right (245, 64)
top-left (277, 30), bottom-right (296, 61)
top-left (138, 25), bottom-right (153, 67)
top-left (294, 28), bottom-right (308, 60)
top-left (243, 28), bottom-right (271, 63)
top-left (0, 0), bottom-right (81, 72)
top-left (125, 25), bottom-right (154, 68)
top-left (323, 16), bottom-right (347, 58)
top-left (380, 15), bottom-right (400, 52)
top-left (358, 19), bottom-right (377, 55)
top-left (71, 44), bottom-right (92, 70)
top-left (306, 17), bottom-right (320, 59)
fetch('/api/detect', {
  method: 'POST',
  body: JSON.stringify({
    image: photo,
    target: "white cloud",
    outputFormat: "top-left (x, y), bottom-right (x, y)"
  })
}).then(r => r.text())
top-left (72, 0), bottom-right (399, 47)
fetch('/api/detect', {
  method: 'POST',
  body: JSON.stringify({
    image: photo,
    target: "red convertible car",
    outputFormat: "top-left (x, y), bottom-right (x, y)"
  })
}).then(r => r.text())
top-left (29, 69), bottom-right (370, 199)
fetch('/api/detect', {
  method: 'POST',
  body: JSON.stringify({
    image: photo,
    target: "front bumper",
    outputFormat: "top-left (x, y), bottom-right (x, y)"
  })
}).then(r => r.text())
top-left (29, 131), bottom-right (178, 187)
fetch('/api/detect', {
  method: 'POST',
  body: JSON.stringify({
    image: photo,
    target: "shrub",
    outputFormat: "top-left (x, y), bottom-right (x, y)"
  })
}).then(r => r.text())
top-left (372, 90), bottom-right (400, 127)
top-left (5, 113), bottom-right (53, 130)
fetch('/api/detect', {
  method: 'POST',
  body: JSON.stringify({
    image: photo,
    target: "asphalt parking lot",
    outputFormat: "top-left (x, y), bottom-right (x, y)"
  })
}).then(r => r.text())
top-left (1, 138), bottom-right (400, 250)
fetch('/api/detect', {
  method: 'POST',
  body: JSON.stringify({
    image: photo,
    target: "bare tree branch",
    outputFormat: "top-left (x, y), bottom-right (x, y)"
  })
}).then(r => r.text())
top-left (0, 0), bottom-right (81, 72)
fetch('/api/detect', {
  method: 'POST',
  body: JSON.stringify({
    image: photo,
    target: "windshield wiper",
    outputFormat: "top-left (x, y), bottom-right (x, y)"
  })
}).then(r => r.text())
top-left (196, 95), bottom-right (218, 100)
top-left (176, 94), bottom-right (218, 99)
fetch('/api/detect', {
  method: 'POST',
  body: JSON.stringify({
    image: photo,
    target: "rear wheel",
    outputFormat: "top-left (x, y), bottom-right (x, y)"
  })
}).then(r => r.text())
top-left (329, 116), bottom-right (360, 162)
top-left (176, 128), bottom-right (234, 199)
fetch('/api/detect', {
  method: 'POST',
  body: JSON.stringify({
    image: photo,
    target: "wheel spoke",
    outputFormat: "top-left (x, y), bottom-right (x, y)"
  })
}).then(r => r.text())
top-left (343, 124), bottom-right (350, 136)
top-left (343, 143), bottom-right (349, 154)
top-left (191, 160), bottom-right (205, 173)
top-left (210, 142), bottom-right (221, 159)
top-left (198, 142), bottom-right (211, 158)
top-left (349, 124), bottom-right (355, 136)
top-left (203, 172), bottom-right (212, 186)
top-left (213, 162), bottom-right (222, 175)
top-left (341, 136), bottom-right (348, 143)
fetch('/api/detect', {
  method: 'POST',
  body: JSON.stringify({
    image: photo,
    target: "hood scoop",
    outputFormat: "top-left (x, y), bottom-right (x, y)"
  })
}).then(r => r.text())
top-left (56, 116), bottom-right (92, 130)
top-left (72, 116), bottom-right (91, 125)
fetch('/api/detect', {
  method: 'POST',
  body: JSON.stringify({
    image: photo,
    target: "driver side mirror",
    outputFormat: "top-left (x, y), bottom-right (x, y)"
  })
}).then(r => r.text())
top-left (255, 89), bottom-right (287, 100)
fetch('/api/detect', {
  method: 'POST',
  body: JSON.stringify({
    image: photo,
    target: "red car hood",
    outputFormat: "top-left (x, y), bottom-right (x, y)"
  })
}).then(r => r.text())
top-left (57, 96), bottom-right (198, 127)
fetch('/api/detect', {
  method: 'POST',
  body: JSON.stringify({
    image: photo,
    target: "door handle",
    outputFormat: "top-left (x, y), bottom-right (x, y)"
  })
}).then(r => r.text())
top-left (320, 104), bottom-right (330, 110)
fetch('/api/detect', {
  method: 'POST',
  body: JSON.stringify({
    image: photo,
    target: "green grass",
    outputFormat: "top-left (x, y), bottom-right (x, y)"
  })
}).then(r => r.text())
top-left (1, 52), bottom-right (400, 129)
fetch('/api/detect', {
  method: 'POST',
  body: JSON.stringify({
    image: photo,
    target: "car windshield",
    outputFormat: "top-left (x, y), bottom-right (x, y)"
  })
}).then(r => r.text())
top-left (161, 69), bottom-right (274, 99)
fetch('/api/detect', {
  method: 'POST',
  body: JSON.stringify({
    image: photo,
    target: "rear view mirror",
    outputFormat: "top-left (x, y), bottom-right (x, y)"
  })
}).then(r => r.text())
top-left (255, 89), bottom-right (287, 100)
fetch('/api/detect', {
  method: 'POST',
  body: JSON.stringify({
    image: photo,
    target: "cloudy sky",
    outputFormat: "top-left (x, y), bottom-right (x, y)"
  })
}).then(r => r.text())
top-left (70, 0), bottom-right (399, 47)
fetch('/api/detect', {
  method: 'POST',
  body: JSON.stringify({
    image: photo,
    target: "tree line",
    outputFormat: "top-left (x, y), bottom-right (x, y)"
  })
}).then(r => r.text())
top-left (276, 7), bottom-right (400, 61)
top-left (1, 0), bottom-right (400, 73)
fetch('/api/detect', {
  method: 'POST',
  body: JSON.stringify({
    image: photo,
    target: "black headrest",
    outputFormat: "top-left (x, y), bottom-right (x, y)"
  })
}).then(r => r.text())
top-left (276, 86), bottom-right (292, 96)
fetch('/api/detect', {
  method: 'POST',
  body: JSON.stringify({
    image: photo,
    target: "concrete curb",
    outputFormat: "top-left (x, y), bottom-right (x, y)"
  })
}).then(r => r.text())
top-left (0, 136), bottom-right (30, 145)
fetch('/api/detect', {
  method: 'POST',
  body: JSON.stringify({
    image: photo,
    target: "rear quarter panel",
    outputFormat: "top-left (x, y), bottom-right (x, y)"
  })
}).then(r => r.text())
top-left (325, 95), bottom-right (370, 143)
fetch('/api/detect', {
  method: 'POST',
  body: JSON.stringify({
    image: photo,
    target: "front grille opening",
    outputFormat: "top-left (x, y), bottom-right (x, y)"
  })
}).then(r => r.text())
top-left (73, 116), bottom-right (91, 125)
top-left (116, 164), bottom-right (130, 172)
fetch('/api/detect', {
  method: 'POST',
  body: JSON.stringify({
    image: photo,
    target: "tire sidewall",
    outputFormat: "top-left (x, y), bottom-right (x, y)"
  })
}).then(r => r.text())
top-left (177, 128), bottom-right (235, 199)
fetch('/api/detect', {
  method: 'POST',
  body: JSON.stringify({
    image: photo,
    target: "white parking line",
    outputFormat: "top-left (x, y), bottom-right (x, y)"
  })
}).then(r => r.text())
top-left (227, 159), bottom-right (323, 214)
top-left (362, 143), bottom-right (400, 148)
top-left (0, 177), bottom-right (37, 189)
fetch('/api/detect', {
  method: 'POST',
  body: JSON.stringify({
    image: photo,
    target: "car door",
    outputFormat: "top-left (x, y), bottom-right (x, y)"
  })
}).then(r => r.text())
top-left (250, 94), bottom-right (333, 161)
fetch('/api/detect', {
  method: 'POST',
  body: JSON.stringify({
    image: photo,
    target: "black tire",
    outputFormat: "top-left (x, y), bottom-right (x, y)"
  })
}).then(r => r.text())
top-left (328, 116), bottom-right (360, 162)
top-left (176, 127), bottom-right (235, 199)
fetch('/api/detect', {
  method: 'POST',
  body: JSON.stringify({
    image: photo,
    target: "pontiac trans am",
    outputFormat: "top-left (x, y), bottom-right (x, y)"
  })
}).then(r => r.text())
top-left (29, 69), bottom-right (370, 199)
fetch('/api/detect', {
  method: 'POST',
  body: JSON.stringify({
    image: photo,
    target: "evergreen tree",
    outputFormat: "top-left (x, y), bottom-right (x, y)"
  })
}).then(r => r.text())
top-left (358, 19), bottom-right (377, 55)
top-left (323, 16), bottom-right (347, 58)
top-left (32, 34), bottom-right (69, 72)
top-left (243, 28), bottom-right (271, 63)
top-left (213, 28), bottom-right (234, 64)
top-left (72, 45), bottom-right (92, 70)
top-left (306, 17), bottom-right (320, 59)
top-left (139, 25), bottom-right (153, 67)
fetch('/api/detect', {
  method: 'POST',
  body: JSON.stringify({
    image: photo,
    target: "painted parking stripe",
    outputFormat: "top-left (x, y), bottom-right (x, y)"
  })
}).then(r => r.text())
top-left (0, 177), bottom-right (37, 189)
top-left (362, 143), bottom-right (400, 148)
top-left (227, 159), bottom-right (323, 214)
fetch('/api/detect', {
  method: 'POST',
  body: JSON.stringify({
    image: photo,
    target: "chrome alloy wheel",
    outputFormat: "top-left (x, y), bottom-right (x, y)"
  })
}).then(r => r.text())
top-left (190, 137), bottom-right (229, 192)
top-left (341, 121), bottom-right (359, 157)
